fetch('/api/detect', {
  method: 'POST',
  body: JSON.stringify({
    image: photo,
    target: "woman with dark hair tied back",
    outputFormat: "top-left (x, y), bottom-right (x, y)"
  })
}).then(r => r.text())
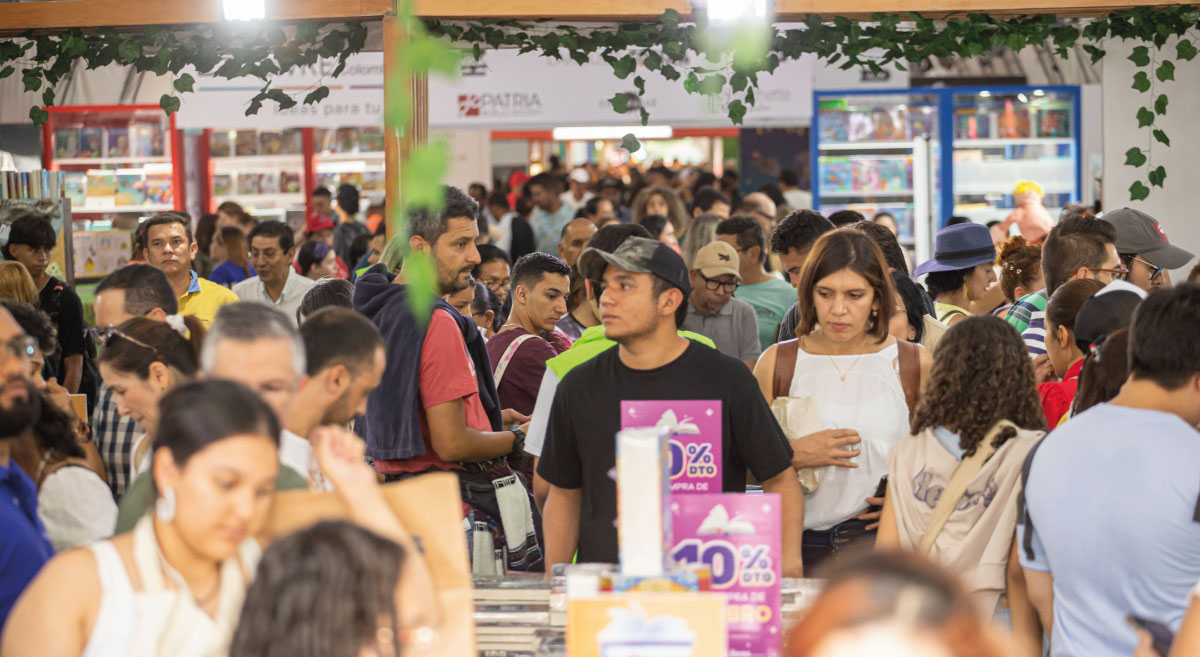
top-left (876, 315), bottom-right (1046, 651)
top-left (230, 521), bottom-right (418, 657)
top-left (208, 227), bottom-right (256, 288)
top-left (1072, 328), bottom-right (1131, 416)
top-left (4, 381), bottom-right (440, 657)
top-left (469, 280), bottom-right (503, 339)
top-left (754, 228), bottom-right (932, 571)
top-left (296, 240), bottom-right (340, 281)
top-left (1038, 278), bottom-right (1105, 427)
top-left (96, 314), bottom-right (206, 484)
top-left (296, 278), bottom-right (355, 325)
top-left (888, 270), bottom-right (935, 347)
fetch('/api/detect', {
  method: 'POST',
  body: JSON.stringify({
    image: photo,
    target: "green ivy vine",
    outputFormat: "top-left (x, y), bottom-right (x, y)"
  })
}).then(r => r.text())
top-left (0, 21), bottom-right (368, 125)
top-left (426, 7), bottom-right (1200, 201)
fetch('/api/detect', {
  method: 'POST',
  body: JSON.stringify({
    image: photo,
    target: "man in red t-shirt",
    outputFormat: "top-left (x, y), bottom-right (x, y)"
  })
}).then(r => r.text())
top-left (486, 253), bottom-right (572, 416)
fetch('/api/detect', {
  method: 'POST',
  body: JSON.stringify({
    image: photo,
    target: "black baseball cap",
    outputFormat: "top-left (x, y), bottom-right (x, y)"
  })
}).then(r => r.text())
top-left (1073, 285), bottom-right (1144, 352)
top-left (577, 236), bottom-right (691, 296)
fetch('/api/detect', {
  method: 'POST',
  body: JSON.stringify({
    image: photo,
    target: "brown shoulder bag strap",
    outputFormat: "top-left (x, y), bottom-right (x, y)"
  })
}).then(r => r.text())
top-left (897, 339), bottom-right (920, 418)
top-left (773, 339), bottom-right (799, 400)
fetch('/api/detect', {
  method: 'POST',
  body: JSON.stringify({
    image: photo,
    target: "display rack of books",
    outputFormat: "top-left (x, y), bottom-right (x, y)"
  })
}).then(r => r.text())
top-left (208, 128), bottom-right (306, 221)
top-left (0, 175), bottom-right (75, 284)
top-left (41, 105), bottom-right (183, 226)
top-left (313, 126), bottom-right (385, 200)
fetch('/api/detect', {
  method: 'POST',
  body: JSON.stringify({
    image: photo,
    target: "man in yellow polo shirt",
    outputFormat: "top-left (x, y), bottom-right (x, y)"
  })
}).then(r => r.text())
top-left (141, 212), bottom-right (238, 326)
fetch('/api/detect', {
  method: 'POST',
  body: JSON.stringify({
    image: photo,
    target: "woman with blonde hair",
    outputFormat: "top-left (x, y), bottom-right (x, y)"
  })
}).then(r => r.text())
top-left (680, 213), bottom-right (723, 268)
top-left (631, 184), bottom-right (690, 235)
top-left (0, 260), bottom-right (38, 303)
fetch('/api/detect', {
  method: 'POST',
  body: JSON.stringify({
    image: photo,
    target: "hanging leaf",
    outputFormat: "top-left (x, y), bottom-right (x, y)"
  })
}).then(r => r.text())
top-left (683, 71), bottom-right (699, 94)
top-left (117, 40), bottom-right (141, 63)
top-left (643, 50), bottom-right (662, 71)
top-left (639, 107), bottom-right (650, 126)
top-left (608, 92), bottom-right (630, 114)
top-left (1178, 39), bottom-right (1198, 62)
top-left (266, 88), bottom-right (298, 110)
top-left (1155, 60), bottom-right (1175, 82)
top-left (1154, 94), bottom-right (1168, 116)
top-left (697, 74), bottom-right (725, 95)
top-left (1148, 165), bottom-right (1167, 187)
top-left (728, 99), bottom-right (747, 125)
top-left (620, 133), bottom-right (641, 153)
top-left (1124, 147), bottom-right (1147, 167)
top-left (1152, 129), bottom-right (1170, 146)
top-left (1136, 107), bottom-right (1155, 127)
top-left (21, 68), bottom-right (42, 92)
top-left (609, 55), bottom-right (636, 79)
top-left (1129, 181), bottom-right (1151, 201)
top-left (633, 75), bottom-right (645, 94)
top-left (41, 88), bottom-right (54, 107)
top-left (173, 72), bottom-right (195, 93)
top-left (29, 106), bottom-right (48, 126)
top-left (1131, 71), bottom-right (1151, 92)
top-left (1127, 45), bottom-right (1151, 66)
top-left (0, 66), bottom-right (13, 80)
top-left (159, 94), bottom-right (181, 115)
top-left (304, 86), bottom-right (330, 105)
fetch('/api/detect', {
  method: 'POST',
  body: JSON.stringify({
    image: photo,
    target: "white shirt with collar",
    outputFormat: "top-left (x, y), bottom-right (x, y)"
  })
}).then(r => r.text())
top-left (232, 269), bottom-right (315, 326)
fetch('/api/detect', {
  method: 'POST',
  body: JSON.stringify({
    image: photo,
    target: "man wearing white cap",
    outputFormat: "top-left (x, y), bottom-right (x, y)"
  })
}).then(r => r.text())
top-left (682, 241), bottom-right (762, 368)
top-left (1106, 207), bottom-right (1195, 291)
top-left (560, 168), bottom-right (594, 214)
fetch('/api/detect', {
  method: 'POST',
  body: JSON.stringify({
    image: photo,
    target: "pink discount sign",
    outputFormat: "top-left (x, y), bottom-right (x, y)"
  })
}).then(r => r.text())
top-left (621, 400), bottom-right (722, 494)
top-left (670, 493), bottom-right (782, 657)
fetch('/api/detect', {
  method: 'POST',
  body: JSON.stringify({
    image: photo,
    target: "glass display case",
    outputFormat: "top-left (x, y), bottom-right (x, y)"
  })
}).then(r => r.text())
top-left (41, 105), bottom-right (183, 224)
top-left (812, 86), bottom-right (1080, 262)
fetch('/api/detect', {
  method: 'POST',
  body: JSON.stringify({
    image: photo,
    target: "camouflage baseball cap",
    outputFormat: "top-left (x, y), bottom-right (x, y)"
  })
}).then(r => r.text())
top-left (577, 236), bottom-right (692, 296)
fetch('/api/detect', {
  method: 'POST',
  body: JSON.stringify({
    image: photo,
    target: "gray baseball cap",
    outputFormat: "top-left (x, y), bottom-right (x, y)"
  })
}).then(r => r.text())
top-left (577, 236), bottom-right (691, 296)
top-left (1106, 208), bottom-right (1194, 269)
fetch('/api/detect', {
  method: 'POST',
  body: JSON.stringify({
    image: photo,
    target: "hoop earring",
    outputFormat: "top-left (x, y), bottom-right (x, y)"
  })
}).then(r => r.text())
top-left (156, 486), bottom-right (176, 523)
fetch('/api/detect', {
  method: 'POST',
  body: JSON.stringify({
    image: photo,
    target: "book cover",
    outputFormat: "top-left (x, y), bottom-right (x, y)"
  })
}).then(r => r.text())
top-left (115, 174), bottom-right (145, 205)
top-left (235, 131), bottom-right (259, 156)
top-left (236, 173), bottom-right (262, 195)
top-left (281, 172), bottom-right (302, 193)
top-left (212, 174), bottom-right (233, 197)
top-left (210, 131), bottom-right (232, 158)
top-left (906, 107), bottom-right (936, 139)
top-left (315, 172), bottom-right (337, 190)
top-left (334, 127), bottom-right (360, 153)
top-left (259, 131), bottom-right (283, 155)
top-left (54, 128), bottom-right (80, 158)
top-left (260, 172), bottom-right (280, 195)
top-left (64, 173), bottom-right (86, 206)
top-left (362, 171), bottom-right (385, 192)
top-left (819, 156), bottom-right (852, 194)
top-left (998, 100), bottom-right (1031, 139)
top-left (846, 112), bottom-right (876, 142)
top-left (79, 128), bottom-right (104, 158)
top-left (1038, 108), bottom-right (1071, 138)
top-left (107, 126), bottom-right (131, 158)
top-left (281, 129), bottom-right (303, 154)
top-left (818, 109), bottom-right (848, 143)
top-left (339, 172), bottom-right (364, 189)
top-left (876, 157), bottom-right (912, 191)
top-left (360, 127), bottom-right (384, 152)
top-left (314, 128), bottom-right (333, 153)
top-left (86, 171), bottom-right (115, 198)
top-left (144, 174), bottom-right (173, 205)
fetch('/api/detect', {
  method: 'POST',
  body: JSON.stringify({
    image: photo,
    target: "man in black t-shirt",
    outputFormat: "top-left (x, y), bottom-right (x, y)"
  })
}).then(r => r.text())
top-left (538, 236), bottom-right (804, 577)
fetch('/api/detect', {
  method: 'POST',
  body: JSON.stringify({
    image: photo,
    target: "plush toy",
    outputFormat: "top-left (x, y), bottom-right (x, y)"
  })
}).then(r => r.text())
top-left (994, 181), bottom-right (1055, 245)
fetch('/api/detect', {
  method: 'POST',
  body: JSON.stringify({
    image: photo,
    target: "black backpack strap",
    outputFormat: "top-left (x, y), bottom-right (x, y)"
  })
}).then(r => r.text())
top-left (1017, 434), bottom-right (1048, 562)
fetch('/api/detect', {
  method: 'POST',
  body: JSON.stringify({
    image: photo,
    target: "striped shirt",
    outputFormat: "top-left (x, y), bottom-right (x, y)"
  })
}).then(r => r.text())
top-left (90, 382), bottom-right (143, 499)
top-left (1005, 289), bottom-right (1048, 356)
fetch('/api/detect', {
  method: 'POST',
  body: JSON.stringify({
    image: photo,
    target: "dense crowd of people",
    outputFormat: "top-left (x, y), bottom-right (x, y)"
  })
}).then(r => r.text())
top-left (0, 159), bottom-right (1197, 657)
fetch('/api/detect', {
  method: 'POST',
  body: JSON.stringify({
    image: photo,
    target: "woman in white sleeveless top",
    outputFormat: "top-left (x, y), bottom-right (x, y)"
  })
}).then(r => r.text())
top-left (755, 229), bottom-right (931, 572)
top-left (3, 380), bottom-right (437, 657)
top-left (876, 315), bottom-right (1046, 651)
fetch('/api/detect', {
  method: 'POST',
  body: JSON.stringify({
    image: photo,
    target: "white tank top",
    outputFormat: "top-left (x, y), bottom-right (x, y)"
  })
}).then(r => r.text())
top-left (81, 516), bottom-right (260, 657)
top-left (789, 340), bottom-right (911, 530)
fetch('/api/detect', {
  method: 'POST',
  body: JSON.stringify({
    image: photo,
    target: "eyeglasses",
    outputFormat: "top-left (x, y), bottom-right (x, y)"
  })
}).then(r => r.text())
top-left (91, 325), bottom-right (164, 362)
top-left (250, 248), bottom-right (282, 260)
top-left (1086, 266), bottom-right (1130, 282)
top-left (699, 273), bottom-right (738, 294)
top-left (481, 277), bottom-right (510, 291)
top-left (1130, 255), bottom-right (1165, 282)
top-left (1, 335), bottom-right (36, 364)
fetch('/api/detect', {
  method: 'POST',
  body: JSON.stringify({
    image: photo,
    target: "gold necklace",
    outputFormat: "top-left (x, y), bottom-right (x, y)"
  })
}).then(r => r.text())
top-left (828, 353), bottom-right (864, 381)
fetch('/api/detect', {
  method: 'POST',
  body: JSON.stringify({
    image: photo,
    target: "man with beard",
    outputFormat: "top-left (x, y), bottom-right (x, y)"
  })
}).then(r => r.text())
top-left (0, 306), bottom-right (52, 631)
top-left (355, 185), bottom-right (540, 574)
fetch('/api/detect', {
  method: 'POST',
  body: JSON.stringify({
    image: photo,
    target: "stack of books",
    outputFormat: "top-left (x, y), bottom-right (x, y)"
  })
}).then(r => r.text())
top-left (1, 169), bottom-right (66, 201)
top-left (473, 575), bottom-right (557, 657)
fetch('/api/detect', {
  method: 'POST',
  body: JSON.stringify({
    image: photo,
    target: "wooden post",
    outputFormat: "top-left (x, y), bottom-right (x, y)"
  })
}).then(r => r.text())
top-left (383, 13), bottom-right (429, 245)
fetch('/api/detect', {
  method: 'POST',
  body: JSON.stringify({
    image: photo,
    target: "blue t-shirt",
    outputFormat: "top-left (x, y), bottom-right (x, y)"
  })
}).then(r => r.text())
top-left (0, 461), bottom-right (54, 633)
top-left (1019, 403), bottom-right (1200, 657)
top-left (207, 261), bottom-right (256, 288)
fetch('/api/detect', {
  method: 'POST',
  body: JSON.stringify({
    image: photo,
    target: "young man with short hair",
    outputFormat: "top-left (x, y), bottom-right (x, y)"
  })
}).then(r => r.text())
top-left (539, 236), bottom-right (803, 577)
top-left (691, 187), bottom-right (731, 220)
top-left (91, 264), bottom-right (177, 496)
top-left (355, 185), bottom-right (539, 573)
top-left (597, 178), bottom-right (633, 224)
top-left (682, 240), bottom-right (760, 367)
top-left (233, 220), bottom-right (315, 326)
top-left (310, 186), bottom-right (334, 220)
top-left (1021, 284), bottom-right (1200, 657)
top-left (333, 183), bottom-right (370, 266)
top-left (528, 173), bottom-right (576, 255)
top-left (582, 196), bottom-right (616, 226)
top-left (771, 211), bottom-right (834, 343)
top-left (717, 216), bottom-right (797, 350)
top-left (561, 168), bottom-right (594, 214)
top-left (1005, 215), bottom-right (1121, 355)
top-left (142, 211), bottom-right (239, 327)
top-left (557, 218), bottom-right (597, 268)
top-left (1106, 207), bottom-right (1194, 291)
top-left (485, 253), bottom-right (572, 416)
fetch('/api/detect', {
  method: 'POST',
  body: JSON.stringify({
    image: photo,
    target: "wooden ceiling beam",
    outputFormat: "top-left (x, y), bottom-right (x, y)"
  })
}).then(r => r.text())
top-left (0, 0), bottom-right (392, 31)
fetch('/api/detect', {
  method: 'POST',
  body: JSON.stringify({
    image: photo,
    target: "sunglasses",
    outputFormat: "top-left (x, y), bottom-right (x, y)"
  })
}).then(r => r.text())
top-left (91, 325), bottom-right (164, 361)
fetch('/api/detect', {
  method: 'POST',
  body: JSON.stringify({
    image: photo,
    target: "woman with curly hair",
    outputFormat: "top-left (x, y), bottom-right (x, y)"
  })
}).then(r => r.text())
top-left (631, 184), bottom-right (691, 235)
top-left (876, 315), bottom-right (1046, 651)
top-left (994, 236), bottom-right (1043, 320)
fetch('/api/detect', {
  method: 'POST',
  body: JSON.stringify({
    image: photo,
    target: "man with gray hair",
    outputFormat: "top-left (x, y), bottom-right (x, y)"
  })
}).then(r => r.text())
top-left (201, 303), bottom-right (320, 487)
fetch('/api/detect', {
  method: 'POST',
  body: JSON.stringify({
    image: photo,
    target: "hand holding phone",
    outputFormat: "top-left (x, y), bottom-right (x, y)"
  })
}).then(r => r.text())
top-left (1127, 614), bottom-right (1174, 657)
